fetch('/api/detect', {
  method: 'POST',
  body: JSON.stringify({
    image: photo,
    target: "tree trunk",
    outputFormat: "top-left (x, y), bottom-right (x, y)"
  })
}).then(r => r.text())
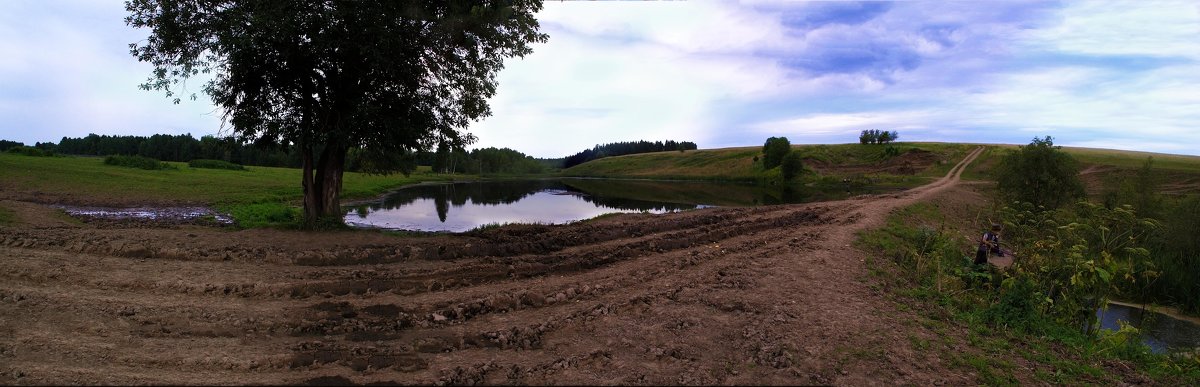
top-left (317, 144), bottom-right (348, 221)
top-left (301, 144), bottom-right (319, 229)
top-left (300, 142), bottom-right (348, 229)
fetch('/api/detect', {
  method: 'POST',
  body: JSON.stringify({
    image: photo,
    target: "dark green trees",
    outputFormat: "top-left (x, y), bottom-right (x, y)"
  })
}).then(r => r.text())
top-left (126, 0), bottom-right (547, 227)
top-left (995, 136), bottom-right (1086, 210)
top-left (859, 129), bottom-right (898, 144)
top-left (780, 151), bottom-right (803, 180)
top-left (762, 137), bottom-right (791, 169)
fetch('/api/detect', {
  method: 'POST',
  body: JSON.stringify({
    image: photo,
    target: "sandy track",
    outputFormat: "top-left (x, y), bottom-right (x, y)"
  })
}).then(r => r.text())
top-left (0, 148), bottom-right (989, 385)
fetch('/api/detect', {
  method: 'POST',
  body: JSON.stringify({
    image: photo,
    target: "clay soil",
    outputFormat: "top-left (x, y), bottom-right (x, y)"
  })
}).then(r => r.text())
top-left (0, 147), bottom-right (1009, 385)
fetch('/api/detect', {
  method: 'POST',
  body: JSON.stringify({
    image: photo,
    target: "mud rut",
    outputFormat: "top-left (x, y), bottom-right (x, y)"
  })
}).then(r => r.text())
top-left (0, 148), bottom-right (984, 385)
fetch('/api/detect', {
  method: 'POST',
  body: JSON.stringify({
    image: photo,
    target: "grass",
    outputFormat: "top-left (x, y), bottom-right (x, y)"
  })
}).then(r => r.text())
top-left (858, 199), bottom-right (1200, 385)
top-left (563, 142), bottom-right (977, 185)
top-left (1063, 146), bottom-right (1200, 173)
top-left (0, 153), bottom-right (457, 227)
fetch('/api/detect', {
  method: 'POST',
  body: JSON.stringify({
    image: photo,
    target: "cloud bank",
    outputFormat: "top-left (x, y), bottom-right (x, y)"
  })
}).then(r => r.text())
top-left (1, 1), bottom-right (1197, 157)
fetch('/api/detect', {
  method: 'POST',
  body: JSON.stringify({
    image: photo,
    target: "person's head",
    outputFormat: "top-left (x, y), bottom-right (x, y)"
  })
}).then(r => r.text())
top-left (991, 223), bottom-right (1002, 232)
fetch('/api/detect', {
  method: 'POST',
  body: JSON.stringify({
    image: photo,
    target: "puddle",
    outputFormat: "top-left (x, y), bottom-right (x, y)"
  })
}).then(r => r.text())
top-left (56, 205), bottom-right (235, 225)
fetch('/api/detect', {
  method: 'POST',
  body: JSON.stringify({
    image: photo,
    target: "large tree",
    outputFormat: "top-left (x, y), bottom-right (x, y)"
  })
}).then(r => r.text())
top-left (126, 0), bottom-right (547, 227)
top-left (995, 136), bottom-right (1086, 210)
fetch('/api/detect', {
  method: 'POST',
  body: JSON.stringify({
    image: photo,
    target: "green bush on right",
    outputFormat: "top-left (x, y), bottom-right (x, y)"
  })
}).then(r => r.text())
top-left (188, 159), bottom-right (246, 171)
top-left (103, 155), bottom-right (176, 170)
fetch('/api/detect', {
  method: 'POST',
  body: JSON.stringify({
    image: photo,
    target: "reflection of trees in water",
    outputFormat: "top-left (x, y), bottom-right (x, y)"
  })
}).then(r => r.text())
top-left (350, 180), bottom-right (701, 222)
top-left (348, 179), bottom-right (888, 223)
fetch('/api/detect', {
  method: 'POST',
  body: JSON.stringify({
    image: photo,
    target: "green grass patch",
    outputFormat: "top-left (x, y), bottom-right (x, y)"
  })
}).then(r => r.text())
top-left (1064, 147), bottom-right (1200, 173)
top-left (188, 159), bottom-right (246, 171)
top-left (0, 153), bottom-right (454, 228)
top-left (104, 155), bottom-right (177, 170)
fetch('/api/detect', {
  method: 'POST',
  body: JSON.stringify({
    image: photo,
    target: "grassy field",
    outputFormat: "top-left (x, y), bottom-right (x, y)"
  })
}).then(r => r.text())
top-left (0, 153), bottom-right (458, 227)
top-left (562, 142), bottom-right (976, 183)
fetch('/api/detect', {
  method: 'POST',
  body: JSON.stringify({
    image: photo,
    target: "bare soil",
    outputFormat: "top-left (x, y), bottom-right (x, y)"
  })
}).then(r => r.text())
top-left (0, 147), bottom-right (1021, 385)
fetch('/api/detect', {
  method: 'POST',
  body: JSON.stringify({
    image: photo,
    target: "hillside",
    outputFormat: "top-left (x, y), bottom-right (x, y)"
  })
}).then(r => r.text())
top-left (563, 142), bottom-right (1200, 195)
top-left (562, 142), bottom-right (976, 183)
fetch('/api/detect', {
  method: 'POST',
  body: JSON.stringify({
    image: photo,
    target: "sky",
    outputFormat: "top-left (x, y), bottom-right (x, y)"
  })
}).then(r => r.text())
top-left (1, 1), bottom-right (1198, 158)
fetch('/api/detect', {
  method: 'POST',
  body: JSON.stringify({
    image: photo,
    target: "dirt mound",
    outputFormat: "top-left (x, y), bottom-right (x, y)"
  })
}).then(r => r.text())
top-left (0, 147), bottom-right (1036, 385)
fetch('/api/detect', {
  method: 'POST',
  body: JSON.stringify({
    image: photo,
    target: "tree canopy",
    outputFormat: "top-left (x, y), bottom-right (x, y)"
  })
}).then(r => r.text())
top-left (995, 136), bottom-right (1086, 210)
top-left (126, 0), bottom-right (547, 227)
top-left (761, 136), bottom-right (791, 169)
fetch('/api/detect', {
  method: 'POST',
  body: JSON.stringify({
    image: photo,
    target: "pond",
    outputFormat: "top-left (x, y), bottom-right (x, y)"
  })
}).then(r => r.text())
top-left (1097, 302), bottom-right (1200, 354)
top-left (344, 178), bottom-right (886, 232)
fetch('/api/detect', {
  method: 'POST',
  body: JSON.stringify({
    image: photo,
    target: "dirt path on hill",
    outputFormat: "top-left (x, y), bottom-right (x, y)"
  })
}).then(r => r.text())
top-left (0, 148), bottom-right (1001, 385)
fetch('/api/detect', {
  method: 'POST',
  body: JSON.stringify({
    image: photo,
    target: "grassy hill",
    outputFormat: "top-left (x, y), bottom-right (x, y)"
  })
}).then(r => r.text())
top-left (564, 142), bottom-right (1200, 193)
top-left (563, 142), bottom-right (977, 185)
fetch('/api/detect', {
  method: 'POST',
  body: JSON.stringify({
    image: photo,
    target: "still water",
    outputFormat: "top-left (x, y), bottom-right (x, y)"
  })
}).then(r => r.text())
top-left (1097, 303), bottom-right (1200, 354)
top-left (344, 178), bottom-right (878, 232)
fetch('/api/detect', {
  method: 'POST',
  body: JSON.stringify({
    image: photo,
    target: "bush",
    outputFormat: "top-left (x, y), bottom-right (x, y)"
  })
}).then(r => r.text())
top-left (780, 151), bottom-right (804, 180)
top-left (762, 137), bottom-right (791, 169)
top-left (188, 159), bottom-right (246, 170)
top-left (6, 146), bottom-right (55, 157)
top-left (995, 136), bottom-right (1084, 210)
top-left (104, 155), bottom-right (176, 170)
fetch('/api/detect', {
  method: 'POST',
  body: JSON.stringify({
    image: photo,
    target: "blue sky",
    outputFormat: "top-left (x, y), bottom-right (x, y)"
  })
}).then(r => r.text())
top-left (1, 1), bottom-right (1198, 157)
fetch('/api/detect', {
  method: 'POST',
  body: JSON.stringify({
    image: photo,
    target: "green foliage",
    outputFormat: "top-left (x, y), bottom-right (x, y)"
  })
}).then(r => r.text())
top-left (1103, 157), bottom-right (1164, 219)
top-left (995, 136), bottom-right (1086, 210)
top-left (222, 202), bottom-right (299, 229)
top-left (188, 159), bottom-right (246, 171)
top-left (0, 139), bottom-right (24, 152)
top-left (780, 151), bottom-right (803, 180)
top-left (999, 200), bottom-right (1159, 334)
top-left (6, 146), bottom-right (56, 157)
top-left (859, 129), bottom-right (899, 144)
top-left (104, 155), bottom-right (177, 170)
top-left (983, 276), bottom-right (1046, 332)
top-left (761, 137), bottom-right (791, 169)
top-left (126, 0), bottom-right (549, 227)
top-left (860, 201), bottom-right (1200, 384)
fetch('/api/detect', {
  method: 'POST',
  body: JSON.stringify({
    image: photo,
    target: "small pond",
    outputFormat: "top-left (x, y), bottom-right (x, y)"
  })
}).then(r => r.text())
top-left (344, 178), bottom-right (886, 232)
top-left (1097, 302), bottom-right (1200, 354)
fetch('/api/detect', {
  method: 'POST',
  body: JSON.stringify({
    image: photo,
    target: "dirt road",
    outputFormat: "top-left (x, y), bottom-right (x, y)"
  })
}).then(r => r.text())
top-left (0, 147), bottom-right (992, 385)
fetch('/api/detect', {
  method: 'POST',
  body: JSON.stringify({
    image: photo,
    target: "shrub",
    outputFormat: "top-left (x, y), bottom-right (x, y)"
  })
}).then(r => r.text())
top-left (103, 155), bottom-right (176, 170)
top-left (780, 151), bottom-right (804, 180)
top-left (188, 158), bottom-right (246, 170)
top-left (6, 146), bottom-right (55, 157)
top-left (762, 137), bottom-right (791, 169)
top-left (995, 136), bottom-right (1084, 210)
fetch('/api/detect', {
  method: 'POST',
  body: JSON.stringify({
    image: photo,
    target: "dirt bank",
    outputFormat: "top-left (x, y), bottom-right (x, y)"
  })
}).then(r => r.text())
top-left (0, 147), bottom-right (1021, 385)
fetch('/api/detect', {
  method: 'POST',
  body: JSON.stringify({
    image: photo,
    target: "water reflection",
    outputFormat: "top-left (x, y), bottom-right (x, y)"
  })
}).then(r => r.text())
top-left (344, 178), bottom-right (886, 232)
top-left (345, 180), bottom-right (699, 232)
top-left (1098, 303), bottom-right (1200, 354)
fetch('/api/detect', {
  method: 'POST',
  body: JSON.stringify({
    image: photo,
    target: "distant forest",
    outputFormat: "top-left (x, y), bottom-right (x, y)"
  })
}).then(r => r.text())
top-left (563, 140), bottom-right (698, 168)
top-left (3, 134), bottom-right (700, 173)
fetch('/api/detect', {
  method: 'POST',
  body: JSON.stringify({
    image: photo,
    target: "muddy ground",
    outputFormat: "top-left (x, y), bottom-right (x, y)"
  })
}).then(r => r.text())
top-left (0, 147), bottom-right (1045, 385)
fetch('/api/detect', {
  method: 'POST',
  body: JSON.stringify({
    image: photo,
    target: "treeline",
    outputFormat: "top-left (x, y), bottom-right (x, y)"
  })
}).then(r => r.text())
top-left (431, 146), bottom-right (545, 175)
top-left (53, 133), bottom-right (299, 167)
top-left (563, 140), bottom-right (697, 168)
top-left (5, 133), bottom-right (551, 175)
top-left (859, 129), bottom-right (899, 144)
